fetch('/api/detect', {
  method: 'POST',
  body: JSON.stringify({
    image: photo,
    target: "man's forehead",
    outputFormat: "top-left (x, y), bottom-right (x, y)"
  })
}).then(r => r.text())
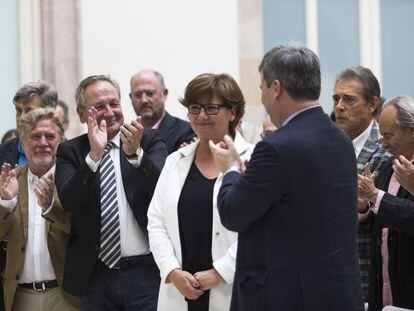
top-left (334, 79), bottom-right (364, 94)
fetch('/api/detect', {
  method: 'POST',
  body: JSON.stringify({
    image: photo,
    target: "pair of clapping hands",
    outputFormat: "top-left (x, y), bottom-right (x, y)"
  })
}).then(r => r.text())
top-left (0, 163), bottom-right (54, 211)
top-left (167, 268), bottom-right (223, 300)
top-left (87, 107), bottom-right (143, 162)
top-left (357, 155), bottom-right (414, 212)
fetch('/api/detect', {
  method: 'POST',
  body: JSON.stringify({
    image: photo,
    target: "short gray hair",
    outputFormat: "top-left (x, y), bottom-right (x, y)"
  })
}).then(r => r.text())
top-left (259, 43), bottom-right (321, 101)
top-left (18, 107), bottom-right (64, 140)
top-left (13, 81), bottom-right (58, 108)
top-left (75, 75), bottom-right (121, 109)
top-left (382, 95), bottom-right (414, 128)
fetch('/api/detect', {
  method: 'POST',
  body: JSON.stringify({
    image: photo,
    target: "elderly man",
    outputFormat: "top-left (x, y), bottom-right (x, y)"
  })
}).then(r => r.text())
top-left (0, 81), bottom-right (58, 311)
top-left (358, 95), bottom-right (414, 311)
top-left (0, 108), bottom-right (75, 311)
top-left (55, 75), bottom-right (167, 310)
top-left (332, 66), bottom-right (390, 302)
top-left (130, 69), bottom-right (195, 153)
top-left (210, 44), bottom-right (363, 311)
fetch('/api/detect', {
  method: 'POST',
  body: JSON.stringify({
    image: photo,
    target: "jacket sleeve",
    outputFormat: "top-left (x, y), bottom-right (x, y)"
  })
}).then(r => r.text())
top-left (218, 140), bottom-right (284, 232)
top-left (376, 192), bottom-right (414, 234)
top-left (55, 142), bottom-right (97, 213)
top-left (147, 156), bottom-right (181, 281)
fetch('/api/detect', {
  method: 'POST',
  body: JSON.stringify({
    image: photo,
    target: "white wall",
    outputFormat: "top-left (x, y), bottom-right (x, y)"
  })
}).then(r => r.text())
top-left (80, 0), bottom-right (240, 124)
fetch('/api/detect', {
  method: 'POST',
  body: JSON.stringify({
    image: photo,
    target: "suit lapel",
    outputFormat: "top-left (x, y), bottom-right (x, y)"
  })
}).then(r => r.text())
top-left (18, 166), bottom-right (29, 241)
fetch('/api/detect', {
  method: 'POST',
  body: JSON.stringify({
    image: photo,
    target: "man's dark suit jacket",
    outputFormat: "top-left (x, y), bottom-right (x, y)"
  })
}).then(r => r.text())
top-left (218, 107), bottom-right (363, 311)
top-left (368, 159), bottom-right (414, 311)
top-left (0, 138), bottom-right (19, 167)
top-left (157, 112), bottom-right (194, 154)
top-left (55, 129), bottom-right (167, 297)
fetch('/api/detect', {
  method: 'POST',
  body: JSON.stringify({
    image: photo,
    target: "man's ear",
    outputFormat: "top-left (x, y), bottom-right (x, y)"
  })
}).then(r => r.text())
top-left (368, 97), bottom-right (380, 114)
top-left (162, 88), bottom-right (169, 98)
top-left (273, 80), bottom-right (282, 99)
top-left (77, 106), bottom-right (87, 124)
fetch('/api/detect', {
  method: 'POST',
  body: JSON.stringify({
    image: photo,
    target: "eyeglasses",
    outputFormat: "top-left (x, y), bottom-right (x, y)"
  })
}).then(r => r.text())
top-left (130, 90), bottom-right (156, 100)
top-left (187, 103), bottom-right (230, 115)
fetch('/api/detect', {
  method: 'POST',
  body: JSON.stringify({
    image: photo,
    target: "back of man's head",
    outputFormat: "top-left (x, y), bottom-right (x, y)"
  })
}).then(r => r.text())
top-left (259, 44), bottom-right (321, 101)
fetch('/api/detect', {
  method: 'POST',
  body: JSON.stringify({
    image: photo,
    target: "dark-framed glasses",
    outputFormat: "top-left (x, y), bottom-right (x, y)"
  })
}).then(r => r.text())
top-left (188, 103), bottom-right (230, 115)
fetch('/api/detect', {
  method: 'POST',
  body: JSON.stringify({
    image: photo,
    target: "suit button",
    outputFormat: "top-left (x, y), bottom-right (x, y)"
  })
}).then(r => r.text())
top-left (215, 232), bottom-right (220, 236)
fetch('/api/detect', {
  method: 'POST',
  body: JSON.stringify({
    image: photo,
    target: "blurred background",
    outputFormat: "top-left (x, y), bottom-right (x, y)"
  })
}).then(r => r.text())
top-left (1, 0), bottom-right (413, 142)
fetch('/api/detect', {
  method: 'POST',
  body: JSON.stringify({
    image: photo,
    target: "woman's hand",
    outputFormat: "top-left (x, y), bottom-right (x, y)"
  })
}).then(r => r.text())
top-left (167, 269), bottom-right (204, 300)
top-left (194, 268), bottom-right (224, 290)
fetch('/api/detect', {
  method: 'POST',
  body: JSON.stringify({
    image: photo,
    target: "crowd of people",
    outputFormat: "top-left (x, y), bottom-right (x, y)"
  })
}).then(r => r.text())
top-left (0, 43), bottom-right (413, 311)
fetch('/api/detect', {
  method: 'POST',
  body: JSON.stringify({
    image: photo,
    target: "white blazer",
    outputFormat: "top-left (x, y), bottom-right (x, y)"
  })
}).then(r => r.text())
top-left (148, 132), bottom-right (254, 311)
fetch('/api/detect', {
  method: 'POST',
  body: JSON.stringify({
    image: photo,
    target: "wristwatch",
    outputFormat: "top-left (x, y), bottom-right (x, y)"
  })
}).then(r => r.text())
top-left (125, 147), bottom-right (142, 160)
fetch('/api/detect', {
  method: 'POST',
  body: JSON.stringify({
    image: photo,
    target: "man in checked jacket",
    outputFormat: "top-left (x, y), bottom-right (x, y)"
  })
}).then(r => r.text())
top-left (332, 66), bottom-right (391, 303)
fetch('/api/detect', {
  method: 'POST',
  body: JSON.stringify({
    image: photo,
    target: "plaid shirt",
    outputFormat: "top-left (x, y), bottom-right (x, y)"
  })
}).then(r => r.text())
top-left (356, 121), bottom-right (392, 302)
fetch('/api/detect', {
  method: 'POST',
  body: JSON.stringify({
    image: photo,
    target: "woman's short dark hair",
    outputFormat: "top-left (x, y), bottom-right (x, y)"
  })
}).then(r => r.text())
top-left (180, 73), bottom-right (245, 135)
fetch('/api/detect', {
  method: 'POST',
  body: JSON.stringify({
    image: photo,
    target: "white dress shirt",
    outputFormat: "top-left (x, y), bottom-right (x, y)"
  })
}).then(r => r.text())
top-left (353, 120), bottom-right (374, 158)
top-left (0, 166), bottom-right (56, 283)
top-left (85, 133), bottom-right (150, 257)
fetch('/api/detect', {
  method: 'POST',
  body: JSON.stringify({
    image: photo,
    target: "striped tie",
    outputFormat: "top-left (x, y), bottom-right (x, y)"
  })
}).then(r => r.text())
top-left (98, 142), bottom-right (121, 268)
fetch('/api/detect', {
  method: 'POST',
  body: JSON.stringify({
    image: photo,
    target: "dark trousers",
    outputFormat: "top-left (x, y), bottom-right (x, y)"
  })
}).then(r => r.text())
top-left (80, 256), bottom-right (160, 311)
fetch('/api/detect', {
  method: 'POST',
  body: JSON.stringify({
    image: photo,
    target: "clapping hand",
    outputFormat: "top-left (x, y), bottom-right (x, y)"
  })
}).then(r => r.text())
top-left (393, 155), bottom-right (414, 196)
top-left (209, 135), bottom-right (242, 173)
top-left (0, 163), bottom-right (18, 200)
top-left (87, 107), bottom-right (107, 162)
top-left (357, 164), bottom-right (379, 203)
top-left (34, 174), bottom-right (54, 211)
top-left (120, 116), bottom-right (144, 156)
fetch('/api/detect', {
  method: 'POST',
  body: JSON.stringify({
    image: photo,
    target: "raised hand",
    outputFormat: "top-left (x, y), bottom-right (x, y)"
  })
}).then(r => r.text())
top-left (393, 155), bottom-right (414, 196)
top-left (120, 116), bottom-right (144, 156)
top-left (209, 135), bottom-right (242, 173)
top-left (88, 107), bottom-right (107, 162)
top-left (167, 269), bottom-right (204, 300)
top-left (194, 268), bottom-right (223, 290)
top-left (0, 163), bottom-right (18, 200)
top-left (357, 164), bottom-right (378, 203)
top-left (34, 174), bottom-right (54, 210)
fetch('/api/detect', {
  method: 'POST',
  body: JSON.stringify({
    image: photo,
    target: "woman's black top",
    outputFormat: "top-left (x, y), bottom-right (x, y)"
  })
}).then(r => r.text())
top-left (178, 162), bottom-right (216, 311)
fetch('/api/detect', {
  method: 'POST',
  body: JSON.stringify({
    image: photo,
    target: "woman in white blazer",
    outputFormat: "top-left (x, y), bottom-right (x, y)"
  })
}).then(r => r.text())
top-left (147, 73), bottom-right (253, 311)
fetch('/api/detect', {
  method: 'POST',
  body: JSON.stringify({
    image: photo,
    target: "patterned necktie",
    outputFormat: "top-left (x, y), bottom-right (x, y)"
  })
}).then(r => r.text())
top-left (99, 142), bottom-right (121, 268)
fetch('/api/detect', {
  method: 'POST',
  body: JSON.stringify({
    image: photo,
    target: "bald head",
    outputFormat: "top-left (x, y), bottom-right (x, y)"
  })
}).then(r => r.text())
top-left (129, 69), bottom-right (168, 128)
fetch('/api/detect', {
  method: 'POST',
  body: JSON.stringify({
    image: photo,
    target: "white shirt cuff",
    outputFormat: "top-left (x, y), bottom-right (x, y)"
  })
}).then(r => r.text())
top-left (85, 154), bottom-right (101, 173)
top-left (224, 164), bottom-right (241, 175)
top-left (0, 196), bottom-right (17, 212)
top-left (126, 147), bottom-right (144, 168)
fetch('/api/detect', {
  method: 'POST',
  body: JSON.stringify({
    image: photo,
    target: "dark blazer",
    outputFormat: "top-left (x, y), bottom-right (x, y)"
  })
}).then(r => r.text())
top-left (157, 112), bottom-right (194, 154)
top-left (368, 159), bottom-right (414, 311)
top-left (218, 107), bottom-right (363, 311)
top-left (0, 138), bottom-right (19, 167)
top-left (55, 129), bottom-right (167, 297)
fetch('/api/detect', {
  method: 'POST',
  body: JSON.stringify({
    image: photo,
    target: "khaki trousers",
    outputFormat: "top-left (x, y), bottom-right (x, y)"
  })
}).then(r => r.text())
top-left (13, 286), bottom-right (78, 311)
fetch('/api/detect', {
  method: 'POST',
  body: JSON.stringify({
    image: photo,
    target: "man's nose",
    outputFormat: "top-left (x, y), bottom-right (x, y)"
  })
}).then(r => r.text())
top-left (39, 135), bottom-right (48, 145)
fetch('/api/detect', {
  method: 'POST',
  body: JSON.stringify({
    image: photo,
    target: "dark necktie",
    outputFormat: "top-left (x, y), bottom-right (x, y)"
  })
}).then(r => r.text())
top-left (99, 142), bottom-right (121, 268)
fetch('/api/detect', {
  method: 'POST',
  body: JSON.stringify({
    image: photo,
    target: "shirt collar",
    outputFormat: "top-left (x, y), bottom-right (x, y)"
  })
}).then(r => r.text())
top-left (151, 112), bottom-right (166, 129)
top-left (353, 120), bottom-right (374, 157)
top-left (109, 132), bottom-right (121, 149)
top-left (28, 165), bottom-right (55, 183)
top-left (282, 105), bottom-right (319, 127)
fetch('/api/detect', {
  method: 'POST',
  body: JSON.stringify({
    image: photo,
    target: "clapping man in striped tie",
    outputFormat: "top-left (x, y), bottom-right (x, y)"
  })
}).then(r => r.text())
top-left (55, 75), bottom-right (168, 311)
